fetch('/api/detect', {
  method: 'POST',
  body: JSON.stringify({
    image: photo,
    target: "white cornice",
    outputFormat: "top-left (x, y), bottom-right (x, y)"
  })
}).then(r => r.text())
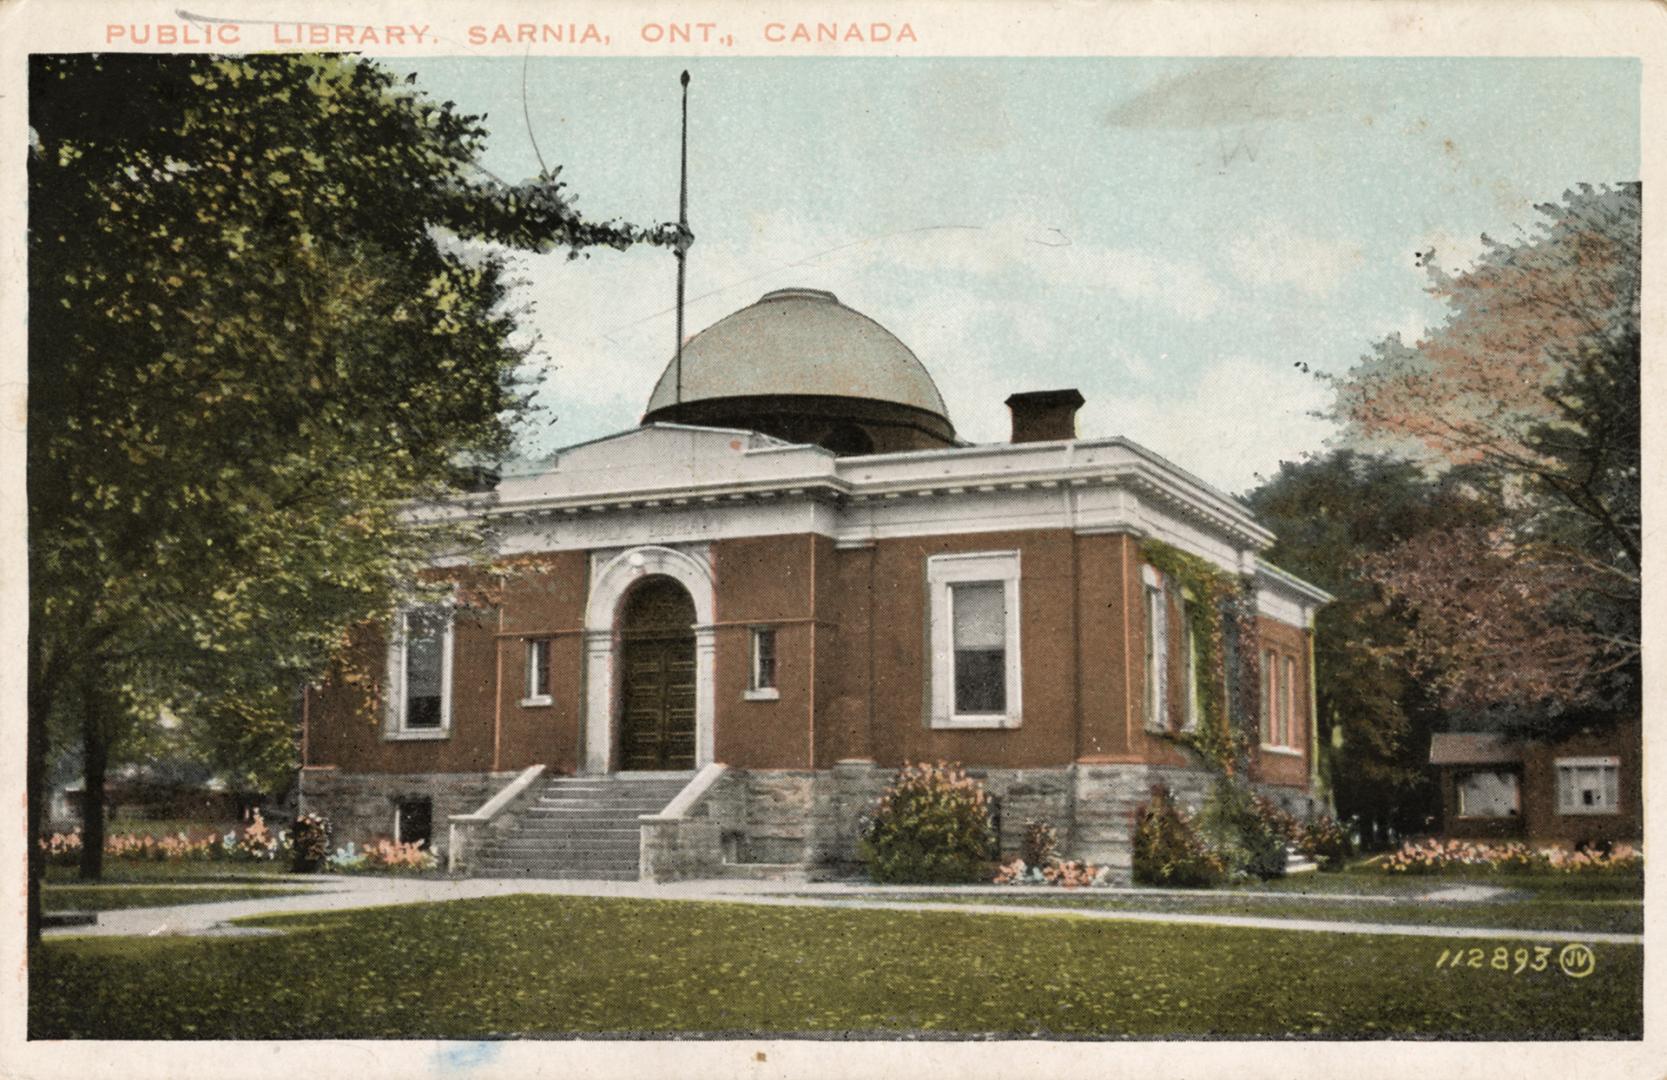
top-left (483, 428), bottom-right (1274, 552)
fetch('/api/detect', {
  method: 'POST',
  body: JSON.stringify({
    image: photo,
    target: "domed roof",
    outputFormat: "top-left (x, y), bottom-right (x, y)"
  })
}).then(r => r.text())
top-left (643, 288), bottom-right (950, 420)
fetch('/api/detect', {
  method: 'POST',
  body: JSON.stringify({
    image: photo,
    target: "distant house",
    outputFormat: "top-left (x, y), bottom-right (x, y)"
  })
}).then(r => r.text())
top-left (1428, 719), bottom-right (1642, 845)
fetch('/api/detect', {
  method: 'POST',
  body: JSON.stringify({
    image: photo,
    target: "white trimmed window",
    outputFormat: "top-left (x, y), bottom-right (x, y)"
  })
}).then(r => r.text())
top-left (1260, 648), bottom-right (1299, 752)
top-left (1180, 594), bottom-right (1201, 733)
top-left (745, 627), bottom-right (780, 701)
top-left (1556, 758), bottom-right (1620, 815)
top-left (1282, 655), bottom-right (1296, 748)
top-left (387, 604), bottom-right (453, 739)
top-left (1456, 770), bottom-right (1520, 818)
top-left (929, 551), bottom-right (1022, 729)
top-left (522, 638), bottom-right (552, 707)
top-left (1142, 565), bottom-right (1168, 731)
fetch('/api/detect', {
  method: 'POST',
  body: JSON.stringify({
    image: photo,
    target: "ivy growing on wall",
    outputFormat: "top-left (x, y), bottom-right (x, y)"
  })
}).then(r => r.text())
top-left (1140, 539), bottom-right (1262, 775)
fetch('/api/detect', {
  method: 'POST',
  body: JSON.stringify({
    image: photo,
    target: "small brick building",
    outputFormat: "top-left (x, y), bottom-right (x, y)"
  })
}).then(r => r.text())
top-left (299, 288), bottom-right (1331, 878)
top-left (1429, 720), bottom-right (1643, 845)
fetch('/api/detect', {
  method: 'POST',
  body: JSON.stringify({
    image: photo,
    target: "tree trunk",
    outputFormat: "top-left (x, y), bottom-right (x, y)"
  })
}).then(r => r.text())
top-left (26, 641), bottom-right (55, 947)
top-left (79, 705), bottom-right (109, 881)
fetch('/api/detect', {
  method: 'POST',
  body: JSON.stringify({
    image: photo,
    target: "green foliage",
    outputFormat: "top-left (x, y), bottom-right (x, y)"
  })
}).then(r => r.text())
top-left (289, 814), bottom-right (331, 874)
top-left (1196, 778), bottom-right (1288, 882)
top-left (859, 762), bottom-right (996, 884)
top-left (1326, 184), bottom-right (1639, 726)
top-left (1296, 815), bottom-right (1354, 871)
top-left (30, 895), bottom-right (1642, 1038)
top-left (1138, 540), bottom-right (1259, 774)
top-left (26, 54), bottom-right (669, 849)
top-left (1019, 819), bottom-right (1059, 868)
top-left (1244, 450), bottom-right (1497, 836)
top-left (1131, 786), bottom-right (1225, 888)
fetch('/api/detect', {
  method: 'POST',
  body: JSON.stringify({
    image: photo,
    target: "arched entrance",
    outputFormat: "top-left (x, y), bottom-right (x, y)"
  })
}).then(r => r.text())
top-left (582, 545), bottom-right (716, 774)
top-left (616, 576), bottom-right (698, 771)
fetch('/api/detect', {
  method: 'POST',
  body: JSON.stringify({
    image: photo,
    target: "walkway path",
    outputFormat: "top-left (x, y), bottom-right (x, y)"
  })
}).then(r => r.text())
top-left (43, 876), bottom-right (1643, 946)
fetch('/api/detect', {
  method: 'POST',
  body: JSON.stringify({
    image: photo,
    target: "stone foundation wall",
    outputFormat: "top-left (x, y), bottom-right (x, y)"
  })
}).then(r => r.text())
top-left (719, 761), bottom-right (1230, 874)
top-left (297, 768), bottom-right (515, 860)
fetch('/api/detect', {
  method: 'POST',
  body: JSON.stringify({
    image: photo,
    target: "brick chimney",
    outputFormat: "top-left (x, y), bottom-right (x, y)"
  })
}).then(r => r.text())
top-left (1005, 389), bottom-right (1085, 444)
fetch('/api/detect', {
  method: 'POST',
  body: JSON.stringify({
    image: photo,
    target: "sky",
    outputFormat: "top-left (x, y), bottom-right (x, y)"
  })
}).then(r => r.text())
top-left (391, 56), bottom-right (1639, 495)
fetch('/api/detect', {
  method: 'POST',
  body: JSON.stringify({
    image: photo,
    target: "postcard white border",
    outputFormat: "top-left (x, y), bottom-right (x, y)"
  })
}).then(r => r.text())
top-left (0, 1), bottom-right (1660, 1077)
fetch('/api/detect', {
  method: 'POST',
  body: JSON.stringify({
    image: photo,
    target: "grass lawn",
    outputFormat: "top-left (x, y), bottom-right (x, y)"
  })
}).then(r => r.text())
top-left (45, 861), bottom-right (302, 885)
top-left (819, 893), bottom-right (1642, 935)
top-left (30, 895), bottom-right (1641, 1039)
top-left (1254, 866), bottom-right (1644, 901)
top-left (42, 884), bottom-right (316, 913)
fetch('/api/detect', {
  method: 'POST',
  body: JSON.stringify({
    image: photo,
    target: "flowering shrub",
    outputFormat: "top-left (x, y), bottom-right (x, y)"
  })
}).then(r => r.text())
top-left (325, 838), bottom-right (439, 874)
top-left (1041, 860), bottom-right (1102, 889)
top-left (992, 850), bottom-right (1109, 889)
top-left (1380, 838), bottom-right (1643, 875)
top-left (290, 813), bottom-right (332, 873)
top-left (234, 810), bottom-right (283, 861)
top-left (1197, 778), bottom-right (1287, 881)
top-left (42, 829), bottom-right (83, 867)
top-left (859, 761), bottom-right (995, 884)
top-left (327, 842), bottom-right (368, 873)
top-left (1131, 785), bottom-right (1225, 888)
top-left (363, 838), bottom-right (439, 872)
top-left (107, 831), bottom-right (221, 862)
top-left (40, 814), bottom-right (291, 865)
top-left (1250, 794), bottom-right (1302, 845)
top-left (1296, 815), bottom-right (1353, 871)
top-left (1545, 843), bottom-right (1642, 874)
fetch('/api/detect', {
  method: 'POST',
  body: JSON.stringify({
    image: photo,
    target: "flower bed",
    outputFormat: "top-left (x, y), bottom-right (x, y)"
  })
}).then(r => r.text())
top-left (1379, 838), bottom-right (1643, 875)
top-left (39, 811), bottom-right (440, 874)
top-left (40, 809), bottom-right (289, 866)
top-left (325, 838), bottom-right (438, 874)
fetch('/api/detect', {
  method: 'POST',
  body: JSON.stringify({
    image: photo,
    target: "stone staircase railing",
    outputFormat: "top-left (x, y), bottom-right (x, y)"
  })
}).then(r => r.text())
top-left (445, 764), bottom-right (547, 876)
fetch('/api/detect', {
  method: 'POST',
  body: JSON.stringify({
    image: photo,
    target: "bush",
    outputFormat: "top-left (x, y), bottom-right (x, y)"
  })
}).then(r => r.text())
top-left (290, 813), bottom-right (332, 873)
top-left (1250, 794), bottom-right (1301, 845)
top-left (1197, 778), bottom-right (1287, 881)
top-left (859, 761), bottom-right (996, 884)
top-left (1297, 815), bottom-right (1353, 871)
top-left (1131, 785), bottom-right (1224, 888)
top-left (1020, 819), bottom-right (1059, 868)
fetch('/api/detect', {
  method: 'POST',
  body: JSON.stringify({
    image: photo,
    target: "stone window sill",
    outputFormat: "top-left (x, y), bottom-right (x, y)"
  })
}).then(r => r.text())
top-left (1259, 745), bottom-right (1303, 757)
top-left (743, 688), bottom-right (780, 702)
top-left (385, 729), bottom-right (450, 742)
top-left (520, 696), bottom-right (554, 708)
top-left (931, 715), bottom-right (1021, 730)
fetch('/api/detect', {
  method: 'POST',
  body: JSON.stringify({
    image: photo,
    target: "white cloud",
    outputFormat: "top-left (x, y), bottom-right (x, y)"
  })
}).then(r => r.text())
top-left (503, 212), bottom-right (1234, 459)
top-left (1226, 224), bottom-right (1364, 298)
top-left (1080, 354), bottom-right (1336, 495)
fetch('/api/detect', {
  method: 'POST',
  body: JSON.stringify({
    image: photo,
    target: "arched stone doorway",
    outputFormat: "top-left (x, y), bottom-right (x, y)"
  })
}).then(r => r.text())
top-left (582, 545), bottom-right (716, 774)
top-left (616, 577), bottom-right (697, 771)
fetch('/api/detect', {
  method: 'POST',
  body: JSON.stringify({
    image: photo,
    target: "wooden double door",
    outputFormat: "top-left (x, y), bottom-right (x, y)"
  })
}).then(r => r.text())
top-left (617, 577), bottom-right (697, 771)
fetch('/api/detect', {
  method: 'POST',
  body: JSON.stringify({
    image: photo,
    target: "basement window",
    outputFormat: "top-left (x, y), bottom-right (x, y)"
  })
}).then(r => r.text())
top-left (928, 551), bottom-right (1022, 729)
top-left (395, 797), bottom-right (433, 850)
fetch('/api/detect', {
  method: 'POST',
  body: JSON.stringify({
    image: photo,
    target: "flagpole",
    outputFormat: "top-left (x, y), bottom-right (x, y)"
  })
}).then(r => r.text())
top-left (675, 70), bottom-right (691, 406)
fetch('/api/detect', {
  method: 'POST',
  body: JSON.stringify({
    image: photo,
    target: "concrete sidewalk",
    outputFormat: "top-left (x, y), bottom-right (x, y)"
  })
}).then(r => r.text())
top-left (43, 875), bottom-right (1643, 946)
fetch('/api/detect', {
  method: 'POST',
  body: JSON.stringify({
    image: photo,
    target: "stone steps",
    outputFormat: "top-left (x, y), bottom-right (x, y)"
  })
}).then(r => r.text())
top-left (472, 773), bottom-right (692, 880)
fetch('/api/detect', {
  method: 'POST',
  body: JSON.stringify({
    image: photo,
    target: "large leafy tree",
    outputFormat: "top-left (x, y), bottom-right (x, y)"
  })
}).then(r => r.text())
top-left (1326, 183), bottom-right (1640, 729)
top-left (1244, 451), bottom-right (1499, 840)
top-left (27, 54), bottom-right (671, 937)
